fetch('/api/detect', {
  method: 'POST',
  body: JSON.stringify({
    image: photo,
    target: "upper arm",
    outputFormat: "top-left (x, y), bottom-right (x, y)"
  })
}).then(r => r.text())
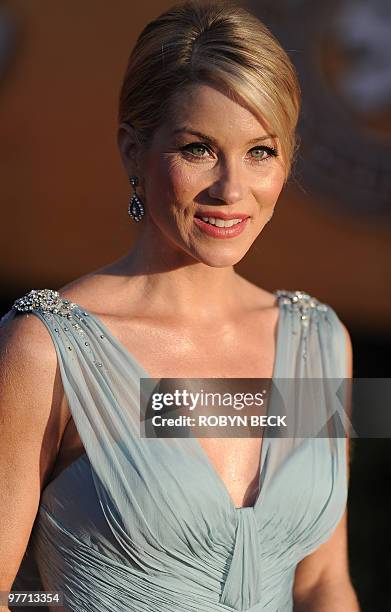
top-left (293, 322), bottom-right (354, 599)
top-left (0, 313), bottom-right (68, 589)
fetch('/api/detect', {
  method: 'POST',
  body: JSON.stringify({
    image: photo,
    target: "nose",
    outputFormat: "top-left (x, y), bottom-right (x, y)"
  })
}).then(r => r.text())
top-left (207, 159), bottom-right (247, 204)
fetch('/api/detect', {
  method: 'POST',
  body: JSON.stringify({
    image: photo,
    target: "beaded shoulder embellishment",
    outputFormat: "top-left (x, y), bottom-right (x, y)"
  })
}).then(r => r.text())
top-left (274, 289), bottom-right (329, 360)
top-left (274, 289), bottom-right (328, 327)
top-left (12, 288), bottom-right (77, 319)
top-left (11, 289), bottom-right (104, 369)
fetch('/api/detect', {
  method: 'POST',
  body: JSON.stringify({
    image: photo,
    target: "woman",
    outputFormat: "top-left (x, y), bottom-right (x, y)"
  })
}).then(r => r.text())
top-left (0, 1), bottom-right (359, 610)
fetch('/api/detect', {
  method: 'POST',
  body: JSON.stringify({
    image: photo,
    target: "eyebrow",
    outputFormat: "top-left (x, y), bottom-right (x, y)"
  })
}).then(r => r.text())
top-left (172, 127), bottom-right (277, 146)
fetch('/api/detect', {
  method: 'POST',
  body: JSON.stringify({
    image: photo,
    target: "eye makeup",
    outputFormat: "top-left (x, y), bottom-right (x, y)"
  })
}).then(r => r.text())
top-left (179, 141), bottom-right (279, 163)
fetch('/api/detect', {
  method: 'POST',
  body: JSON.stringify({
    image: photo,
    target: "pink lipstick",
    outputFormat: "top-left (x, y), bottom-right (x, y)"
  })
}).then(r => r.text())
top-left (193, 211), bottom-right (250, 239)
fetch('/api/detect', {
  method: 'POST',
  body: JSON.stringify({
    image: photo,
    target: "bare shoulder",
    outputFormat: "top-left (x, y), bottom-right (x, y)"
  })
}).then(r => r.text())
top-left (339, 320), bottom-right (353, 378)
top-left (0, 311), bottom-right (70, 489)
top-left (340, 320), bottom-right (352, 346)
top-left (0, 309), bottom-right (58, 371)
top-left (0, 307), bottom-right (64, 424)
top-left (0, 309), bottom-right (65, 419)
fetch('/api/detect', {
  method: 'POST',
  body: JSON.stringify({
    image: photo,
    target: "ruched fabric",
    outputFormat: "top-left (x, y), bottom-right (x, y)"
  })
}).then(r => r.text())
top-left (3, 289), bottom-right (350, 611)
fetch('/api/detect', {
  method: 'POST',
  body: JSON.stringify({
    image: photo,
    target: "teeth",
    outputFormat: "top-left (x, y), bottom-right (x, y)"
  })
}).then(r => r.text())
top-left (200, 216), bottom-right (243, 227)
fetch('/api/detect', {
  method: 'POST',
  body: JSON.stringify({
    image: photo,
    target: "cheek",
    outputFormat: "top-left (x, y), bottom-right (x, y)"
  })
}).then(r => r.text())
top-left (166, 159), bottom-right (202, 203)
top-left (253, 167), bottom-right (285, 204)
top-left (144, 155), bottom-right (201, 235)
top-left (147, 153), bottom-right (201, 207)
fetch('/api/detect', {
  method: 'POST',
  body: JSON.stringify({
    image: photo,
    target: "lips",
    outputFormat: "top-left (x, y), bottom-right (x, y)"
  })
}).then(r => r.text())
top-left (194, 211), bottom-right (250, 220)
top-left (193, 215), bottom-right (249, 239)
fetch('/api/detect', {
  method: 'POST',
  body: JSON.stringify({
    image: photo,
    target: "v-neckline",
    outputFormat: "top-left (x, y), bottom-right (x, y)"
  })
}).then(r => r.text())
top-left (191, 294), bottom-right (285, 513)
top-left (76, 290), bottom-right (285, 514)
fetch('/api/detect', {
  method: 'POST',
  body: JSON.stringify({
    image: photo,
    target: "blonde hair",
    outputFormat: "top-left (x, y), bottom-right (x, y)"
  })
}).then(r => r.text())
top-left (118, 0), bottom-right (301, 181)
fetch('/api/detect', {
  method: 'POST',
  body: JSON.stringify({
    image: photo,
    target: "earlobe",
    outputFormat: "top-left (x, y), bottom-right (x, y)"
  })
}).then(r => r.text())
top-left (117, 123), bottom-right (139, 169)
top-left (117, 125), bottom-right (129, 157)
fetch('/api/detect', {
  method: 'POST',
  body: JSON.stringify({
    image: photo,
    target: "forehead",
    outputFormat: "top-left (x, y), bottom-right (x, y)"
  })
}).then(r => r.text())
top-left (163, 82), bottom-right (272, 141)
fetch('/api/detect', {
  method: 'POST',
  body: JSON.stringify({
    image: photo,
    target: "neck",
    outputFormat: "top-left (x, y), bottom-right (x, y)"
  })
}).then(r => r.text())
top-left (110, 221), bottom-right (248, 322)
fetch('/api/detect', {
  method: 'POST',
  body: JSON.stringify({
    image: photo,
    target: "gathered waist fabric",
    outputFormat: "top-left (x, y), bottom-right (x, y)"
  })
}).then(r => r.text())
top-left (31, 504), bottom-right (294, 612)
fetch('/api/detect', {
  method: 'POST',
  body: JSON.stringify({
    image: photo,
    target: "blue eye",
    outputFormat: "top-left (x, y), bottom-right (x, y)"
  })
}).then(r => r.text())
top-left (181, 143), bottom-right (211, 158)
top-left (180, 142), bottom-right (278, 163)
top-left (249, 146), bottom-right (278, 162)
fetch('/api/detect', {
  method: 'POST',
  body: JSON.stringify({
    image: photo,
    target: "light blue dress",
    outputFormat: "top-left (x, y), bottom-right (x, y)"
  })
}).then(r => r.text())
top-left (2, 288), bottom-right (349, 612)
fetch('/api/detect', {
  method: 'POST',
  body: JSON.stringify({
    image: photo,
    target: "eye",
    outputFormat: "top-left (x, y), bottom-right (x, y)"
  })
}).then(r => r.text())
top-left (179, 142), bottom-right (278, 163)
top-left (180, 142), bottom-right (213, 159)
top-left (249, 145), bottom-right (278, 163)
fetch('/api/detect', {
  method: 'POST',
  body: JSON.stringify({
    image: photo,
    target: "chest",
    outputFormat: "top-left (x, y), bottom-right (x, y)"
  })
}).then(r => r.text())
top-left (97, 307), bottom-right (280, 380)
top-left (50, 309), bottom-right (280, 508)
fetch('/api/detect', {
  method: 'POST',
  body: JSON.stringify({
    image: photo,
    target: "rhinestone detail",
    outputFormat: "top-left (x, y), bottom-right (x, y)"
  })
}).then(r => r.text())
top-left (274, 289), bottom-right (329, 360)
top-left (12, 288), bottom-right (106, 372)
top-left (274, 289), bottom-right (328, 322)
top-left (12, 289), bottom-right (77, 318)
top-left (128, 175), bottom-right (145, 222)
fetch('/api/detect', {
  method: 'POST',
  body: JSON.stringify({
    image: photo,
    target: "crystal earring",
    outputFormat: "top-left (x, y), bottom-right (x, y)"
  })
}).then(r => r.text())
top-left (128, 175), bottom-right (145, 222)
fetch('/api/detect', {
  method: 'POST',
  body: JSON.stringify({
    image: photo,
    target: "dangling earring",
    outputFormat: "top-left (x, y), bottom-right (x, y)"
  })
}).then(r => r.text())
top-left (128, 175), bottom-right (145, 222)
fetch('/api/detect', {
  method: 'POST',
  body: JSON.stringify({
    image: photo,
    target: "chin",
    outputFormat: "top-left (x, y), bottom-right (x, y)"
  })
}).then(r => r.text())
top-left (193, 245), bottom-right (253, 268)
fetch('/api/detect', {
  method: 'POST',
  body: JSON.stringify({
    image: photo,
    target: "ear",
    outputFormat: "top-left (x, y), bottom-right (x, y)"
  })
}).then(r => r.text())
top-left (117, 122), bottom-right (142, 175)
